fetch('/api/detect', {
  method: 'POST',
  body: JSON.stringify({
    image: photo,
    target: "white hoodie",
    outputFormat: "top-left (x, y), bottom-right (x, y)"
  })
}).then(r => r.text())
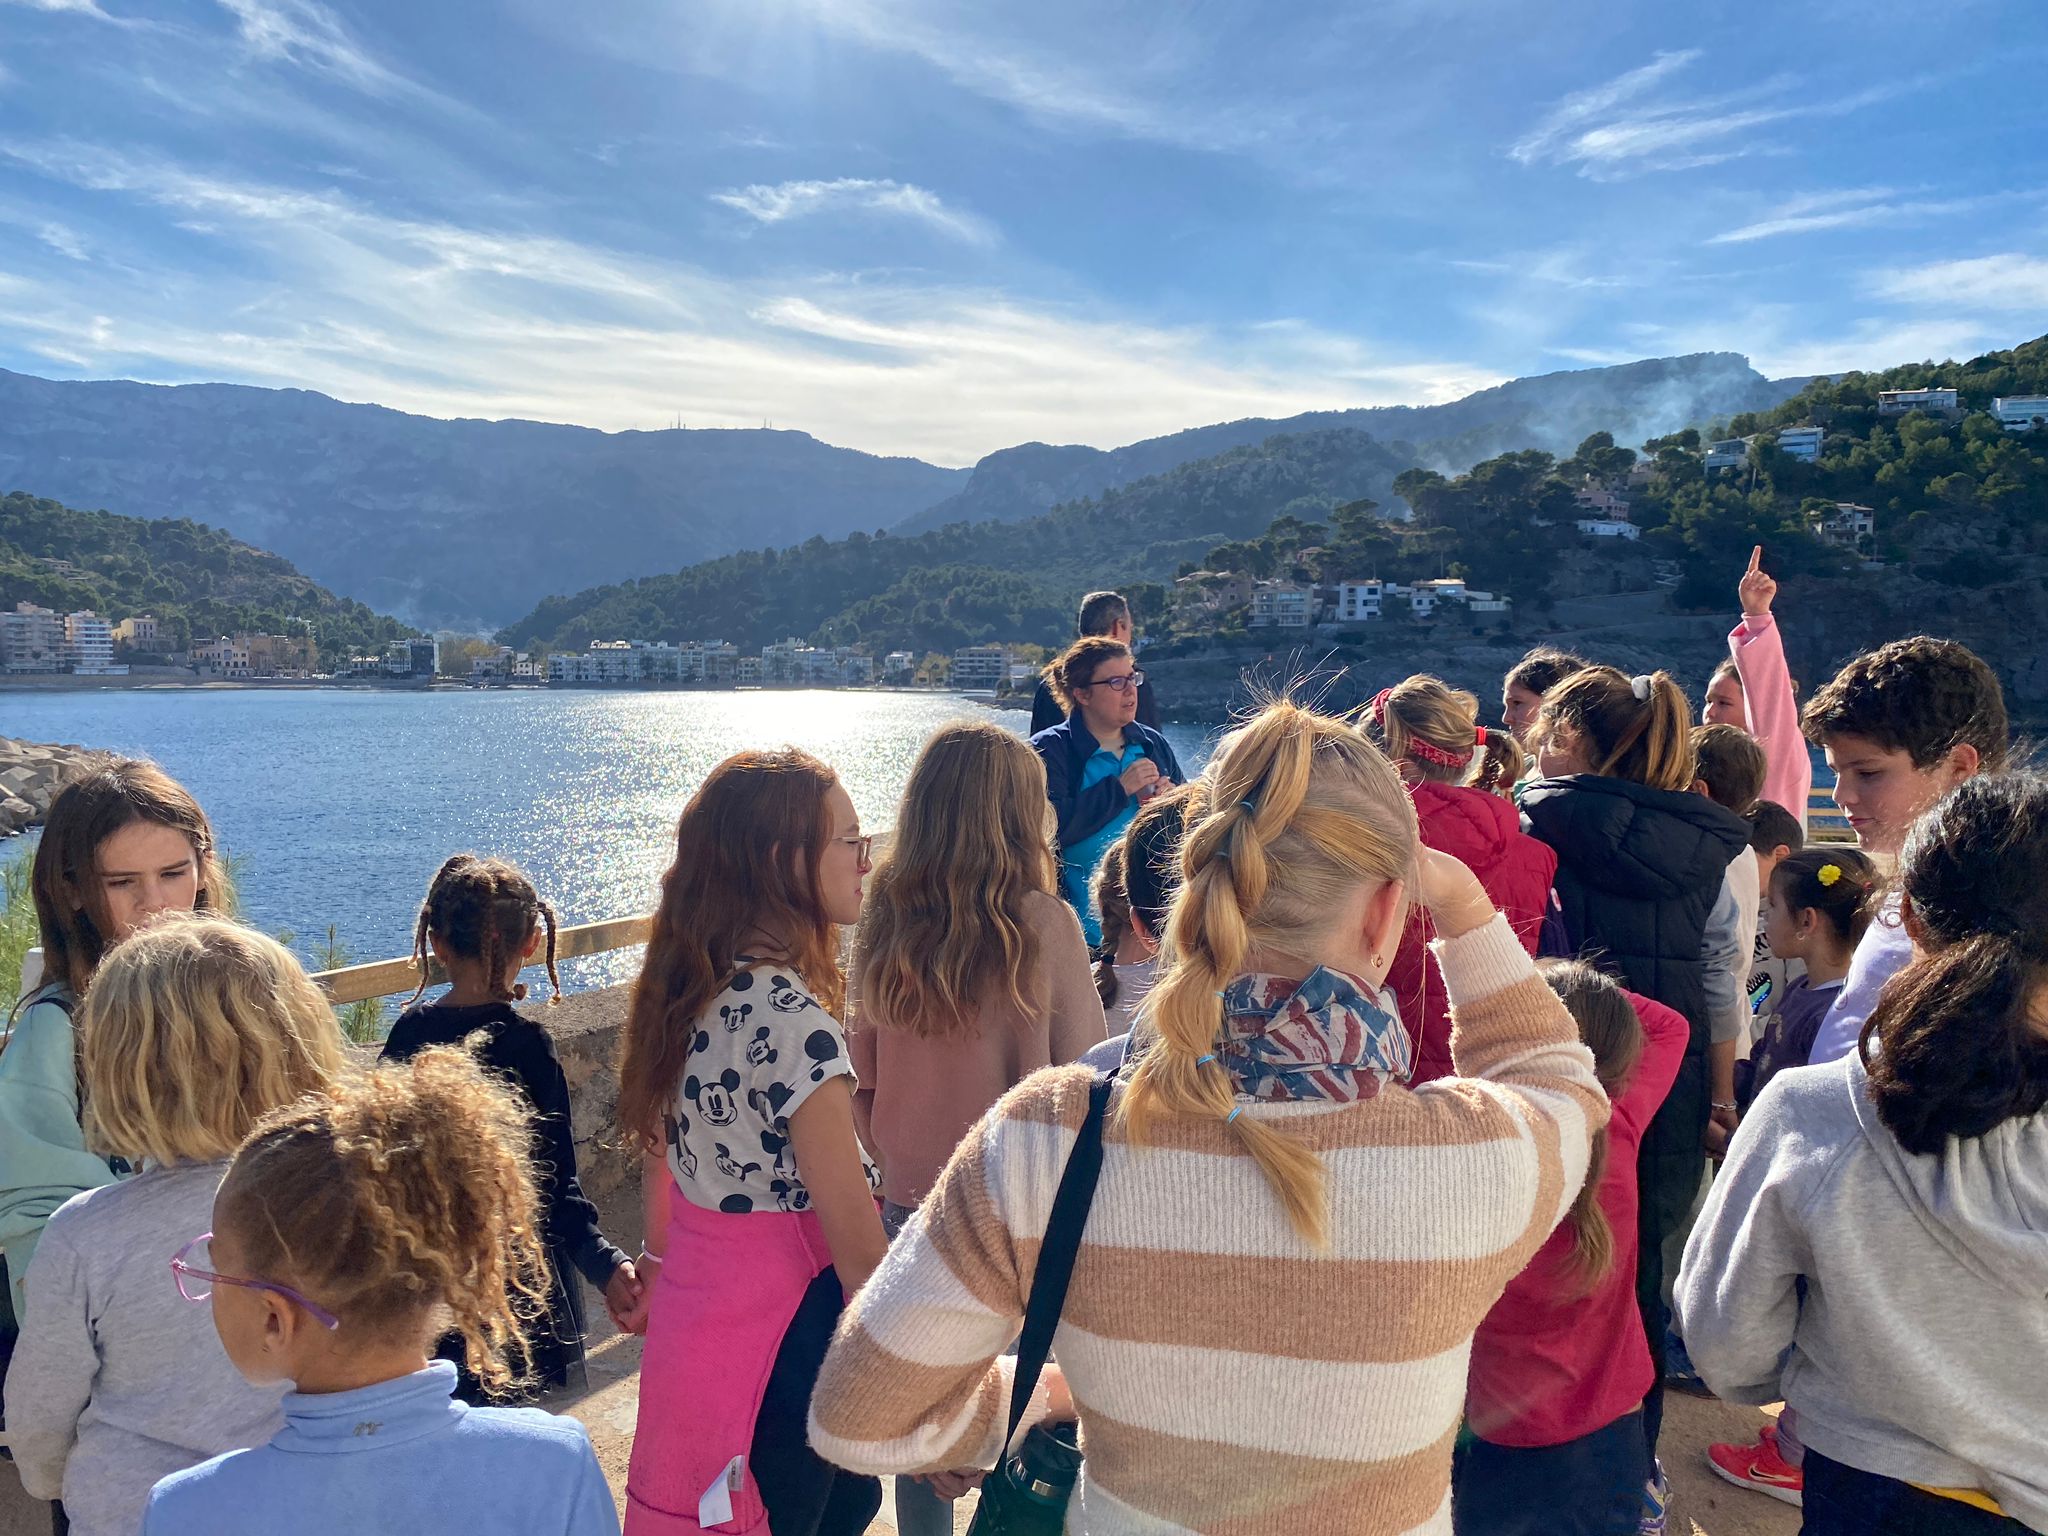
top-left (1677, 1051), bottom-right (2048, 1528)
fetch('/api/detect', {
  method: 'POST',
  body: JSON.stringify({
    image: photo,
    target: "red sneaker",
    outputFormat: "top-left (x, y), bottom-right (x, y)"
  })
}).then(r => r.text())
top-left (1708, 1431), bottom-right (1804, 1507)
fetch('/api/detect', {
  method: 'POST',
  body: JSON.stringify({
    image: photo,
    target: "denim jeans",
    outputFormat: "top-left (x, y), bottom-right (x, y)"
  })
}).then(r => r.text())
top-left (882, 1201), bottom-right (967, 1536)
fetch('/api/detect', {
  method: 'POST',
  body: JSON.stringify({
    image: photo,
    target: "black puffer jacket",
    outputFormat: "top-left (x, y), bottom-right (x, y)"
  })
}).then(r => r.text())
top-left (1519, 775), bottom-right (1749, 1247)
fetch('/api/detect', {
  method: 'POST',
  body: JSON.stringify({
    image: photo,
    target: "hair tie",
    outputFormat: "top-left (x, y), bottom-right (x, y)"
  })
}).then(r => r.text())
top-left (1631, 674), bottom-right (1653, 702)
top-left (1474, 726), bottom-right (1487, 746)
top-left (1368, 687), bottom-right (1393, 727)
top-left (1195, 1053), bottom-right (1216, 1066)
top-left (1405, 736), bottom-right (1469, 770)
top-left (1226, 1105), bottom-right (1244, 1125)
top-left (1817, 863), bottom-right (1842, 887)
top-left (1238, 798), bottom-right (1257, 815)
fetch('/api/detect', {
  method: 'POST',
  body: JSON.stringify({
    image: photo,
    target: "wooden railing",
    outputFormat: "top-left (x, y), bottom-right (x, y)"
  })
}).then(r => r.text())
top-left (312, 913), bottom-right (653, 1004)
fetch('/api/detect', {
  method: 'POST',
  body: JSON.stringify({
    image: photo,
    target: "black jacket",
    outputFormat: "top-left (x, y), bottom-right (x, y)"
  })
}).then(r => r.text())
top-left (1519, 776), bottom-right (1748, 1250)
top-left (1030, 716), bottom-right (1184, 860)
top-left (1028, 673), bottom-right (1161, 735)
top-left (382, 1000), bottom-right (629, 1401)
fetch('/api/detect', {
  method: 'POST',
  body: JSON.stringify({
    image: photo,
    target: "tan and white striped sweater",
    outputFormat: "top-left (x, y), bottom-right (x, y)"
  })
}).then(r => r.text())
top-left (809, 915), bottom-right (1608, 1534)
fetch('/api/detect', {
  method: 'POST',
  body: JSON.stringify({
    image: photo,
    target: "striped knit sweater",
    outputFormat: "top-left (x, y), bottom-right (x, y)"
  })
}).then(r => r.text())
top-left (809, 914), bottom-right (1607, 1534)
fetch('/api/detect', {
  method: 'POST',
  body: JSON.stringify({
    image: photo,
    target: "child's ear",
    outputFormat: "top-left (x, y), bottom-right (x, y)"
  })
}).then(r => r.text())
top-left (261, 1290), bottom-right (298, 1355)
top-left (1691, 778), bottom-right (1711, 799)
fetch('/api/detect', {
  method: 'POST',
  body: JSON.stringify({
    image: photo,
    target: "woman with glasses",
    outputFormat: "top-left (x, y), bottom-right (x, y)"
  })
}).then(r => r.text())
top-left (1031, 635), bottom-right (1185, 944)
top-left (4, 916), bottom-right (342, 1536)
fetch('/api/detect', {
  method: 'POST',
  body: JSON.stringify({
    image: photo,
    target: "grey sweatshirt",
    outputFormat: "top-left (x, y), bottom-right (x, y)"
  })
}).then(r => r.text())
top-left (1676, 1052), bottom-right (2048, 1528)
top-left (4, 1161), bottom-right (286, 1536)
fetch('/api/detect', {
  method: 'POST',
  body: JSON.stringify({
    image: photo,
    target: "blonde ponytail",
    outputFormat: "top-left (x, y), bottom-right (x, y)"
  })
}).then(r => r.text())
top-left (1122, 701), bottom-right (1418, 1248)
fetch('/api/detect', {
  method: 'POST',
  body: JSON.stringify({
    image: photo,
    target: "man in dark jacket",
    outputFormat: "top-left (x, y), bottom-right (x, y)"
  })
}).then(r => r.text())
top-left (1029, 591), bottom-right (1162, 733)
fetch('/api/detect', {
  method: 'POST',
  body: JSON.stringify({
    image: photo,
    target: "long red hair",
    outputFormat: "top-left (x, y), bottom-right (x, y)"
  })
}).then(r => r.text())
top-left (616, 748), bottom-right (845, 1144)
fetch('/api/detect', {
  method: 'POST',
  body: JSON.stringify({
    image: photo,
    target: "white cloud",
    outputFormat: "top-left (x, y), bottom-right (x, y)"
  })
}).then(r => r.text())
top-left (1512, 54), bottom-right (1908, 180)
top-left (0, 143), bottom-right (1496, 465)
top-left (0, 0), bottom-right (117, 14)
top-left (37, 221), bottom-right (87, 260)
top-left (1868, 253), bottom-right (2048, 315)
top-left (711, 177), bottom-right (995, 245)
top-left (1709, 187), bottom-right (2036, 245)
top-left (1510, 50), bottom-right (1701, 165)
top-left (212, 0), bottom-right (422, 99)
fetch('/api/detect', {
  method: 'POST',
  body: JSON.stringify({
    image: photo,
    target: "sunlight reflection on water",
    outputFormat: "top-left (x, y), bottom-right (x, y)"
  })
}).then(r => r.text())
top-left (4, 688), bottom-right (1218, 996)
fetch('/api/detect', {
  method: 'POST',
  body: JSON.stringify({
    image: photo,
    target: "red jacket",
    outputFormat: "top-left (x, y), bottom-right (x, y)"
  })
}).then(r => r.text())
top-left (1389, 781), bottom-right (1557, 1084)
top-left (1465, 990), bottom-right (1689, 1446)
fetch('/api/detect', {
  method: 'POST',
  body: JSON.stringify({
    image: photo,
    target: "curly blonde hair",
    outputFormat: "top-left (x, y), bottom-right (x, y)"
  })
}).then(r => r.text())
top-left (217, 1047), bottom-right (551, 1395)
top-left (80, 915), bottom-right (343, 1166)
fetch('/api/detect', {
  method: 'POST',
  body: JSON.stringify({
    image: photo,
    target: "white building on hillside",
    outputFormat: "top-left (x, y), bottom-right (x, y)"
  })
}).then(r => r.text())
top-left (1775, 426), bottom-right (1823, 464)
top-left (1249, 581), bottom-right (1313, 628)
top-left (1705, 438), bottom-right (1748, 472)
top-left (2, 602), bottom-right (66, 674)
top-left (1577, 513), bottom-right (1640, 539)
top-left (1992, 395), bottom-right (2048, 432)
top-left (1878, 387), bottom-right (1959, 416)
top-left (1334, 580), bottom-right (1383, 622)
top-left (1812, 503), bottom-right (1876, 548)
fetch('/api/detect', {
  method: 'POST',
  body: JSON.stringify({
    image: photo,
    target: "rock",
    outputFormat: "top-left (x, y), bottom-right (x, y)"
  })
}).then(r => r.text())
top-left (0, 794), bottom-right (35, 833)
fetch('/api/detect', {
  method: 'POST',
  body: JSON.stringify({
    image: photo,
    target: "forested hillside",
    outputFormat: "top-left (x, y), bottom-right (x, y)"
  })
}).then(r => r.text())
top-left (502, 430), bottom-right (1414, 654)
top-left (0, 492), bottom-right (413, 657)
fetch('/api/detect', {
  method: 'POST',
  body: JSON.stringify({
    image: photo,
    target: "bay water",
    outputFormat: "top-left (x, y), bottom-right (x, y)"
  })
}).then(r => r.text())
top-left (3, 689), bottom-right (1220, 991)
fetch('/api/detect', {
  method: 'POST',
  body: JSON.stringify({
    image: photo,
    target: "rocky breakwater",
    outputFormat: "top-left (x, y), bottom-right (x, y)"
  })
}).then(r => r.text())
top-left (0, 736), bottom-right (100, 836)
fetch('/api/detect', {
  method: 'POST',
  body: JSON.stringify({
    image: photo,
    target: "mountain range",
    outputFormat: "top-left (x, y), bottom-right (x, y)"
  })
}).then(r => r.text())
top-left (0, 353), bottom-right (1806, 629)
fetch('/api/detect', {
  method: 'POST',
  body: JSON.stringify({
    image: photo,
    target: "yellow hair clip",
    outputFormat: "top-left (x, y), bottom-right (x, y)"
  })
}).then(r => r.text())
top-left (1818, 863), bottom-right (1843, 887)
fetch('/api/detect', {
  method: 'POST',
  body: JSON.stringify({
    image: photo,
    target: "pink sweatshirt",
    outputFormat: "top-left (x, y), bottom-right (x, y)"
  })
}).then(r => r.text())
top-left (849, 891), bottom-right (1106, 1208)
top-left (1729, 613), bottom-right (1812, 826)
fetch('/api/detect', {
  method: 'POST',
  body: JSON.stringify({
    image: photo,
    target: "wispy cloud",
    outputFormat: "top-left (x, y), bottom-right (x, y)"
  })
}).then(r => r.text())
top-left (1511, 50), bottom-right (1701, 165)
top-left (711, 177), bottom-right (995, 245)
top-left (36, 220), bottom-right (87, 259)
top-left (0, 0), bottom-right (118, 15)
top-left (1712, 187), bottom-right (2040, 244)
top-left (212, 0), bottom-right (426, 100)
top-left (0, 142), bottom-right (1492, 464)
top-left (1869, 253), bottom-right (2048, 315)
top-left (1512, 52), bottom-right (1906, 179)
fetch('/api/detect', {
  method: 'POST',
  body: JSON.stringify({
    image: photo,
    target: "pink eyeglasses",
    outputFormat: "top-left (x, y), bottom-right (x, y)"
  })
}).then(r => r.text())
top-left (170, 1232), bottom-right (341, 1330)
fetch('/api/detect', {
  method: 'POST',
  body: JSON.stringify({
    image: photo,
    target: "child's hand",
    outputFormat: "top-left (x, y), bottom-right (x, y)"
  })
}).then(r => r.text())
top-left (606, 1258), bottom-right (651, 1334)
top-left (920, 1470), bottom-right (985, 1500)
top-left (1739, 546), bottom-right (1777, 619)
top-left (1704, 1105), bottom-right (1740, 1159)
top-left (1414, 847), bottom-right (1496, 940)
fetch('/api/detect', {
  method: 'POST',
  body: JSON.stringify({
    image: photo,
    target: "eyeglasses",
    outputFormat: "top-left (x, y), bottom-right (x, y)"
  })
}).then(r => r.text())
top-left (836, 834), bottom-right (875, 865)
top-left (170, 1232), bottom-right (341, 1330)
top-left (1082, 670), bottom-right (1145, 695)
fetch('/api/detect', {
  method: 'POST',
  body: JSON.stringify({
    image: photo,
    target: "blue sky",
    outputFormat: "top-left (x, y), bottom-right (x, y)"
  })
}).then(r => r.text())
top-left (1, 0), bottom-right (2044, 465)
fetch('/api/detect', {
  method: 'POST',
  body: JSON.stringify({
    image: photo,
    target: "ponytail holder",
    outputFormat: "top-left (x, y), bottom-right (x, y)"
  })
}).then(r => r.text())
top-left (1817, 863), bottom-right (1842, 887)
top-left (1631, 674), bottom-right (1653, 702)
top-left (1474, 726), bottom-right (1487, 746)
top-left (1238, 798), bottom-right (1257, 816)
top-left (1195, 1053), bottom-right (1216, 1066)
top-left (1226, 1105), bottom-right (1244, 1125)
top-left (1368, 687), bottom-right (1393, 727)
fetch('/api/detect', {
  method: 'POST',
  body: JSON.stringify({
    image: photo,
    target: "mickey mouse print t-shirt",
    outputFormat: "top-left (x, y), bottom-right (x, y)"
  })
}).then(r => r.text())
top-left (663, 961), bottom-right (880, 1215)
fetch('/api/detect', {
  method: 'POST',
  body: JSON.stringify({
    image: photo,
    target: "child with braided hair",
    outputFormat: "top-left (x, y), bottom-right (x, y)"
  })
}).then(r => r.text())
top-left (1362, 675), bottom-right (1556, 1084)
top-left (381, 855), bottom-right (638, 1401)
top-left (810, 699), bottom-right (1607, 1529)
top-left (139, 1048), bottom-right (619, 1536)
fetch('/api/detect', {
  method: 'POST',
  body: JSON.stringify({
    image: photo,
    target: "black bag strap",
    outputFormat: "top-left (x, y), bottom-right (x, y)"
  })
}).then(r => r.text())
top-left (1002, 1070), bottom-right (1114, 1450)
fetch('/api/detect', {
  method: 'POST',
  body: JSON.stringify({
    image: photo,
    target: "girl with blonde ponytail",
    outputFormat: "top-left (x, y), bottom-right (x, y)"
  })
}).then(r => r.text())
top-left (810, 700), bottom-right (1610, 1530)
